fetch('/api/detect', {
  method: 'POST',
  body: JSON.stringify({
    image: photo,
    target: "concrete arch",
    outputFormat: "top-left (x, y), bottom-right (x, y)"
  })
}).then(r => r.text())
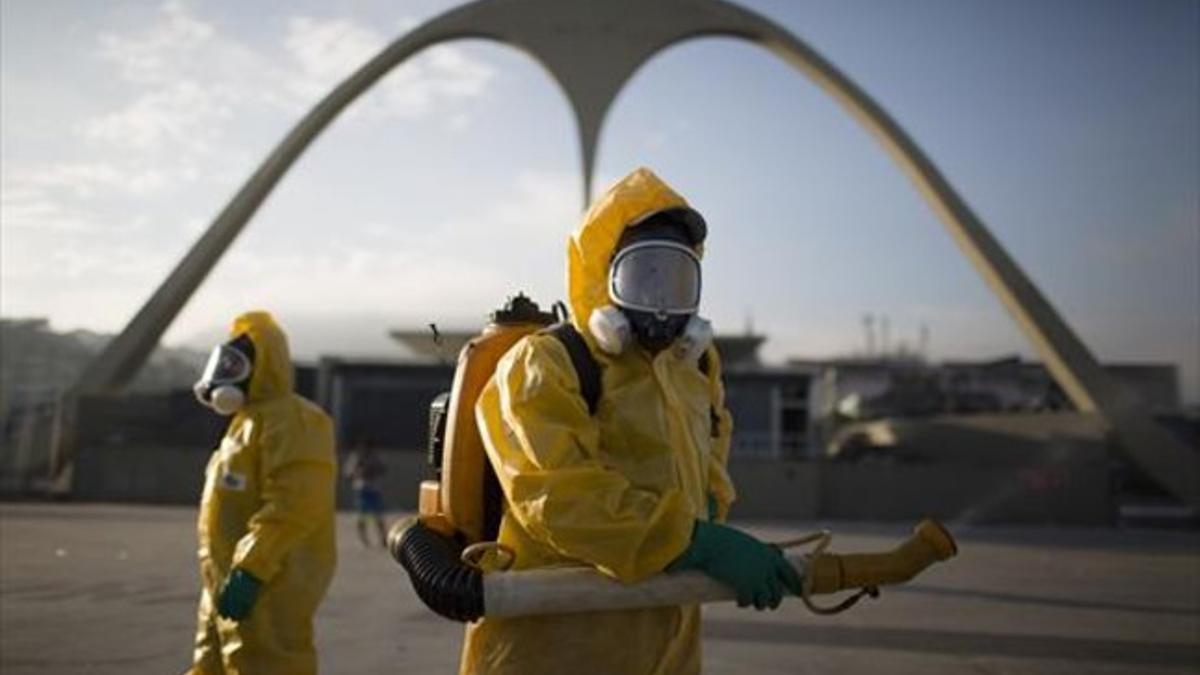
top-left (65, 0), bottom-right (1196, 505)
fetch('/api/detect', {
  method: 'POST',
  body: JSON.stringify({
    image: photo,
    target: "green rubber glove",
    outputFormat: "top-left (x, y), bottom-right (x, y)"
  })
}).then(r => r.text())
top-left (669, 521), bottom-right (802, 610)
top-left (216, 568), bottom-right (262, 621)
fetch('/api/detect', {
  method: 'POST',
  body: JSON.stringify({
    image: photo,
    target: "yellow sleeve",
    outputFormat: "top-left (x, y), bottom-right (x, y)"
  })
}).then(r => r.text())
top-left (233, 402), bottom-right (336, 582)
top-left (704, 346), bottom-right (737, 523)
top-left (476, 334), bottom-right (695, 583)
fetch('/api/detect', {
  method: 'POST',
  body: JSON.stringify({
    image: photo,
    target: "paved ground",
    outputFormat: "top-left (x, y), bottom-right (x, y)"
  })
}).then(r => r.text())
top-left (0, 503), bottom-right (1197, 674)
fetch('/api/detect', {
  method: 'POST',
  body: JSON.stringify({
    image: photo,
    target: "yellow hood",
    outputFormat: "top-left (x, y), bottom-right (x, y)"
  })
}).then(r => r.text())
top-left (229, 310), bottom-right (293, 402)
top-left (567, 167), bottom-right (700, 333)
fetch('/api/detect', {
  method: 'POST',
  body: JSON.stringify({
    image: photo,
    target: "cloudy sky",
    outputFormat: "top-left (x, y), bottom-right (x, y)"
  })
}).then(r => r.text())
top-left (2, 0), bottom-right (1197, 401)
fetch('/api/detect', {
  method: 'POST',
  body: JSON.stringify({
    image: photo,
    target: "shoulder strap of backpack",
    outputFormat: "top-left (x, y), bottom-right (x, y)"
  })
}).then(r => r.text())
top-left (697, 347), bottom-right (721, 438)
top-left (547, 323), bottom-right (718, 433)
top-left (546, 322), bottom-right (602, 415)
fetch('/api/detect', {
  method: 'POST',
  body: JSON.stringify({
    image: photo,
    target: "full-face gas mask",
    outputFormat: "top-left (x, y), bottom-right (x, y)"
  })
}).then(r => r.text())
top-left (591, 208), bottom-right (713, 359)
top-left (193, 334), bottom-right (255, 415)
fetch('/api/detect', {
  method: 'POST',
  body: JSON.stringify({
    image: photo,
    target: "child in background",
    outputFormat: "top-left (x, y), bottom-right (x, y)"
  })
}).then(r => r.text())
top-left (344, 442), bottom-right (388, 548)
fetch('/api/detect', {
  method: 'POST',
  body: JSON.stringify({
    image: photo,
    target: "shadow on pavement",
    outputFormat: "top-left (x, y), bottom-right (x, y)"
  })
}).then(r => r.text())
top-left (890, 583), bottom-right (1200, 617)
top-left (703, 620), bottom-right (1200, 667)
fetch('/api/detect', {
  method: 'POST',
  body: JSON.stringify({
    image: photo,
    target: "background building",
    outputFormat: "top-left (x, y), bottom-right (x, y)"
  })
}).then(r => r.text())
top-left (1, 318), bottom-right (1192, 525)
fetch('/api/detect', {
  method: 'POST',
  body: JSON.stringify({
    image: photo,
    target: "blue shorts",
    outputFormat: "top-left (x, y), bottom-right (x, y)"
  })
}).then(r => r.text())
top-left (356, 488), bottom-right (385, 514)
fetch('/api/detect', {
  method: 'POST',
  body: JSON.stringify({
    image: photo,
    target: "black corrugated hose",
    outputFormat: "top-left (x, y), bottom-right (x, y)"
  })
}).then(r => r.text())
top-left (389, 519), bottom-right (485, 622)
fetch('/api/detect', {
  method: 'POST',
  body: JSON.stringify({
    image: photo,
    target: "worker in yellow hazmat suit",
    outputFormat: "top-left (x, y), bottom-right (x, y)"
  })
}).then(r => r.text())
top-left (187, 311), bottom-right (337, 675)
top-left (463, 168), bottom-right (801, 674)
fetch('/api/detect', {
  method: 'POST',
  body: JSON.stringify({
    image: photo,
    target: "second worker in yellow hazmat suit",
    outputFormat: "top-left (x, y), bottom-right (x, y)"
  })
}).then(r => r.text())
top-left (463, 168), bottom-right (801, 674)
top-left (187, 311), bottom-right (337, 675)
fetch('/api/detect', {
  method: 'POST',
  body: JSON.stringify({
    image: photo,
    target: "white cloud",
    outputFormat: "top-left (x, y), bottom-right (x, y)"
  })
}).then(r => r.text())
top-left (1, 2), bottom-right (501, 330)
top-left (354, 169), bottom-right (580, 249)
top-left (50, 241), bottom-right (162, 281)
top-left (1, 183), bottom-right (102, 233)
top-left (491, 170), bottom-right (582, 234)
top-left (446, 112), bottom-right (472, 133)
top-left (283, 17), bottom-right (381, 91)
top-left (64, 1), bottom-right (497, 183)
top-left (0, 164), bottom-right (165, 258)
top-left (96, 1), bottom-right (215, 83)
top-left (13, 163), bottom-right (169, 198)
top-left (79, 81), bottom-right (231, 153)
top-left (163, 168), bottom-right (579, 349)
top-left (79, 3), bottom-right (277, 159)
top-left (282, 17), bottom-right (495, 121)
top-left (81, 4), bottom-right (496, 160)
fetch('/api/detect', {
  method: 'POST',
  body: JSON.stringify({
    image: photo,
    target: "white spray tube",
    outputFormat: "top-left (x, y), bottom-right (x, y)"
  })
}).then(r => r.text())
top-left (467, 520), bottom-right (956, 618)
top-left (482, 552), bottom-right (809, 617)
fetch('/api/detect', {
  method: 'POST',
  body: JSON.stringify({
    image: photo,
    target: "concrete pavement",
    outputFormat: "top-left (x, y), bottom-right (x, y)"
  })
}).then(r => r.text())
top-left (1, 503), bottom-right (1196, 674)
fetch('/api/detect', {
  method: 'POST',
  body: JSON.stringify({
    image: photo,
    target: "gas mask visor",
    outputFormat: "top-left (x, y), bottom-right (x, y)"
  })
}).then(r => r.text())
top-left (608, 241), bottom-right (701, 316)
top-left (198, 341), bottom-right (252, 388)
top-left (193, 334), bottom-right (255, 412)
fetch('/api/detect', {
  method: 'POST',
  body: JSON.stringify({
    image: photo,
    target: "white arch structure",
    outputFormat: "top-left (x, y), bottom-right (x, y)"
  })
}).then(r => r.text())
top-left (59, 0), bottom-right (1197, 505)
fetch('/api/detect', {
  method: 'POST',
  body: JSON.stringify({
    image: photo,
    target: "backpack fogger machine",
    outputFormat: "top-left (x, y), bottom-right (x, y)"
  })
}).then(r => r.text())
top-left (390, 294), bottom-right (958, 622)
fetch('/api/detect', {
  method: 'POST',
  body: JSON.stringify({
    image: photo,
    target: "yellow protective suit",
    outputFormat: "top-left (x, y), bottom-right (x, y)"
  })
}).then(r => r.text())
top-left (461, 168), bottom-right (736, 674)
top-left (189, 311), bottom-right (337, 675)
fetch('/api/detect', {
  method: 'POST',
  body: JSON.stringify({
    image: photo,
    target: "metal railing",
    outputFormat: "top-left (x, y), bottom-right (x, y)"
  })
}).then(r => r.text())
top-left (729, 432), bottom-right (810, 460)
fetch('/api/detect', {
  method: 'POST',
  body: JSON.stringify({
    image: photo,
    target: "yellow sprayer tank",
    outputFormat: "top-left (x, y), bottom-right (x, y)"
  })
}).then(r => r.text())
top-left (419, 294), bottom-right (557, 543)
